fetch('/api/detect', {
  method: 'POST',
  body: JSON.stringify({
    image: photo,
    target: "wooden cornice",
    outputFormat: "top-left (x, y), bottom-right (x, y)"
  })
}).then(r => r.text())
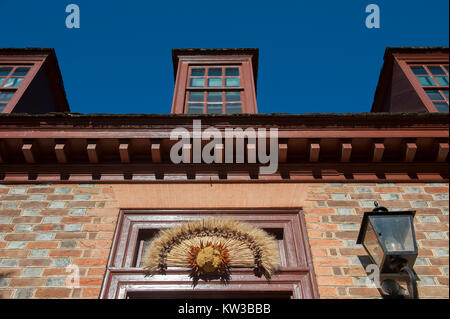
top-left (0, 113), bottom-right (448, 183)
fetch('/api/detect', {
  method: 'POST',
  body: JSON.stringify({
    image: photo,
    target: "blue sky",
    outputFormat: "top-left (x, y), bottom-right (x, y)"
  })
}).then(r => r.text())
top-left (0, 0), bottom-right (448, 114)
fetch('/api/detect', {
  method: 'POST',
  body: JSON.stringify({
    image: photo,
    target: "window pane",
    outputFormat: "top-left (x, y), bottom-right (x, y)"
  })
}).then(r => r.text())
top-left (3, 78), bottom-right (24, 88)
top-left (225, 68), bottom-right (239, 76)
top-left (207, 103), bottom-right (223, 114)
top-left (191, 68), bottom-right (205, 76)
top-left (226, 91), bottom-right (241, 102)
top-left (0, 67), bottom-right (12, 76)
top-left (418, 76), bottom-right (436, 86)
top-left (443, 89), bottom-right (449, 99)
top-left (12, 67), bottom-right (30, 76)
top-left (435, 76), bottom-right (449, 86)
top-left (425, 90), bottom-right (444, 101)
top-left (0, 77), bottom-right (5, 86)
top-left (411, 66), bottom-right (427, 75)
top-left (207, 92), bottom-right (222, 102)
top-left (190, 78), bottom-right (205, 87)
top-left (445, 66), bottom-right (449, 73)
top-left (188, 92), bottom-right (204, 102)
top-left (0, 103), bottom-right (6, 112)
top-left (208, 78), bottom-right (222, 87)
top-left (226, 103), bottom-right (242, 114)
top-left (187, 103), bottom-right (204, 114)
top-left (434, 102), bottom-right (449, 113)
top-left (208, 68), bottom-right (222, 76)
top-left (427, 66), bottom-right (445, 75)
top-left (0, 91), bottom-right (15, 102)
top-left (225, 78), bottom-right (240, 87)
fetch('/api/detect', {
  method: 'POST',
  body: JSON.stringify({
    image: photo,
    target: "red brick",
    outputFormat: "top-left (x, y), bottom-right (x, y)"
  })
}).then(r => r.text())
top-left (309, 240), bottom-right (344, 247)
top-left (60, 217), bottom-right (92, 223)
top-left (428, 257), bottom-right (449, 266)
top-left (304, 208), bottom-right (335, 215)
top-left (0, 209), bottom-right (21, 217)
top-left (47, 195), bottom-right (74, 200)
top-left (96, 232), bottom-right (115, 239)
top-left (373, 187), bottom-right (403, 193)
top-left (35, 288), bottom-right (71, 298)
top-left (0, 225), bottom-right (14, 232)
top-left (73, 188), bottom-right (100, 194)
top-left (19, 202), bottom-right (49, 209)
top-left (327, 201), bottom-right (360, 207)
top-left (73, 258), bottom-right (108, 267)
top-left (49, 249), bottom-right (83, 257)
top-left (0, 249), bottom-right (29, 258)
top-left (323, 187), bottom-right (356, 193)
top-left (424, 187), bottom-right (449, 194)
top-left (79, 277), bottom-right (103, 287)
top-left (67, 201), bottom-right (96, 208)
top-left (87, 208), bottom-right (118, 216)
top-left (87, 268), bottom-right (106, 276)
top-left (402, 194), bottom-right (434, 200)
top-left (414, 266), bottom-right (443, 276)
top-left (77, 240), bottom-right (111, 249)
top-left (307, 223), bottom-right (339, 231)
top-left (333, 231), bottom-right (359, 239)
top-left (12, 216), bottom-right (43, 223)
top-left (19, 259), bottom-right (52, 267)
top-left (10, 278), bottom-right (46, 287)
top-left (419, 287), bottom-right (449, 298)
top-left (27, 188), bottom-right (54, 194)
top-left (318, 287), bottom-right (337, 297)
top-left (312, 257), bottom-right (350, 266)
top-left (317, 276), bottom-right (354, 286)
top-left (349, 194), bottom-right (381, 200)
top-left (82, 287), bottom-right (101, 298)
top-left (1, 195), bottom-right (28, 201)
top-left (54, 232), bottom-right (87, 240)
top-left (33, 224), bottom-right (62, 231)
top-left (26, 241), bottom-right (59, 249)
top-left (4, 233), bottom-right (37, 241)
top-left (42, 268), bottom-right (70, 276)
top-left (40, 209), bottom-right (70, 216)
top-left (419, 239), bottom-right (449, 248)
top-left (348, 288), bottom-right (381, 298)
top-left (0, 268), bottom-right (22, 277)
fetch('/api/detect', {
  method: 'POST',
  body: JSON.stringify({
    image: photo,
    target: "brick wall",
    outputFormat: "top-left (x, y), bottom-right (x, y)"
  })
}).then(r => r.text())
top-left (303, 183), bottom-right (449, 299)
top-left (0, 182), bottom-right (448, 299)
top-left (0, 184), bottom-right (120, 299)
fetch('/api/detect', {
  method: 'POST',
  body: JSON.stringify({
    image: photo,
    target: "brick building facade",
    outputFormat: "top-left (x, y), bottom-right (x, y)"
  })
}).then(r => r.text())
top-left (0, 47), bottom-right (448, 299)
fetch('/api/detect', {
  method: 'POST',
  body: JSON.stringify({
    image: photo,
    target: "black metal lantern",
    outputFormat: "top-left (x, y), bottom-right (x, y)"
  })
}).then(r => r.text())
top-left (357, 202), bottom-right (419, 298)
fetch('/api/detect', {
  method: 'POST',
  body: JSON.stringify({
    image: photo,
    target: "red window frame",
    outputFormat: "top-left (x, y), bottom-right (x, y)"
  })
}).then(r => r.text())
top-left (100, 209), bottom-right (318, 299)
top-left (0, 61), bottom-right (40, 114)
top-left (171, 54), bottom-right (258, 115)
top-left (186, 65), bottom-right (244, 114)
top-left (408, 63), bottom-right (449, 112)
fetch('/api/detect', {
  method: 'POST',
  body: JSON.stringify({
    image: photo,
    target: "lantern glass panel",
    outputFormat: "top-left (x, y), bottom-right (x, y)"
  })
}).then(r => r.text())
top-left (370, 216), bottom-right (414, 253)
top-left (363, 221), bottom-right (385, 266)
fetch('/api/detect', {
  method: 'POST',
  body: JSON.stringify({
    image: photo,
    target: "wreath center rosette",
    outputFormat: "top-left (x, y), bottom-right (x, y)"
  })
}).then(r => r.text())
top-left (142, 218), bottom-right (281, 284)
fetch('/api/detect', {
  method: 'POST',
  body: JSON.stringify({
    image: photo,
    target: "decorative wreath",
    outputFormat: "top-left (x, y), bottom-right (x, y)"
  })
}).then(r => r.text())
top-left (142, 218), bottom-right (281, 284)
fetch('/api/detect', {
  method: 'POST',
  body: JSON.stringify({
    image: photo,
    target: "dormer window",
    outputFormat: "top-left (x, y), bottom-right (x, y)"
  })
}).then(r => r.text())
top-left (0, 66), bottom-right (31, 112)
top-left (0, 49), bottom-right (69, 114)
top-left (186, 65), bottom-right (243, 114)
top-left (409, 64), bottom-right (449, 113)
top-left (171, 49), bottom-right (258, 115)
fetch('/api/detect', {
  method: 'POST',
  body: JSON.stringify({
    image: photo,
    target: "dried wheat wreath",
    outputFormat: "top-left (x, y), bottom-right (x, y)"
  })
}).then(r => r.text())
top-left (142, 218), bottom-right (281, 284)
